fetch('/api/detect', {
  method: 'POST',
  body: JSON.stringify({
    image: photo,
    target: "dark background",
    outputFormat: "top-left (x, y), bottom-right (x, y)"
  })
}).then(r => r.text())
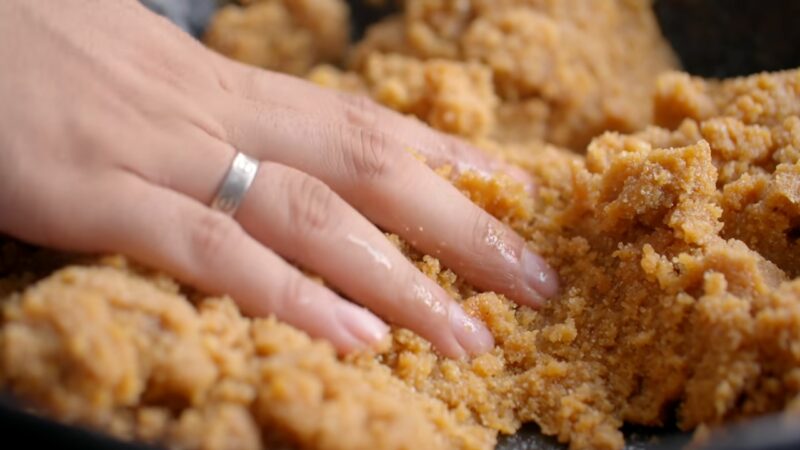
top-left (654, 0), bottom-right (800, 77)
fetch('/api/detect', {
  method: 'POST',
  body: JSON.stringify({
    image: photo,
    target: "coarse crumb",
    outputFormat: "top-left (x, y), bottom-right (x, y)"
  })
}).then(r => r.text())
top-left (347, 0), bottom-right (678, 150)
top-left (203, 0), bottom-right (350, 75)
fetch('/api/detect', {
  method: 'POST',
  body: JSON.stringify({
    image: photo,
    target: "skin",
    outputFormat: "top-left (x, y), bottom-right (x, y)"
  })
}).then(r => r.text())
top-left (0, 0), bottom-right (559, 359)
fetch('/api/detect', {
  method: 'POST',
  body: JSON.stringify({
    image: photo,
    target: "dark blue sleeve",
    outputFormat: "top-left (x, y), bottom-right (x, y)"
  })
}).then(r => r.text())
top-left (140, 0), bottom-right (217, 37)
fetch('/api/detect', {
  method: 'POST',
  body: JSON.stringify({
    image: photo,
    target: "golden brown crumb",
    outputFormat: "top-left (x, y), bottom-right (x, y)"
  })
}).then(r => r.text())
top-left (349, 0), bottom-right (678, 150)
top-left (0, 265), bottom-right (495, 450)
top-left (655, 70), bottom-right (800, 129)
top-left (204, 0), bottom-right (350, 75)
top-left (361, 54), bottom-right (498, 138)
top-left (242, 0), bottom-right (679, 150)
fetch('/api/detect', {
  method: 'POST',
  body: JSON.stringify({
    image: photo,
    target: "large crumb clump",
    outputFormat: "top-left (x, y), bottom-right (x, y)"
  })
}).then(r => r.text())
top-left (219, 0), bottom-right (678, 149)
top-left (336, 0), bottom-right (677, 150)
top-left (204, 0), bottom-right (350, 75)
top-left (0, 259), bottom-right (495, 450)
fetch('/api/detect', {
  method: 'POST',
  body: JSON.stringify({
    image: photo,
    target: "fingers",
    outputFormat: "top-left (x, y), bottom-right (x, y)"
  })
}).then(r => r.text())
top-left (83, 115), bottom-right (495, 358)
top-left (64, 171), bottom-right (390, 354)
top-left (232, 162), bottom-right (494, 358)
top-left (114, 115), bottom-right (495, 357)
top-left (215, 61), bottom-right (533, 187)
top-left (216, 99), bottom-right (559, 308)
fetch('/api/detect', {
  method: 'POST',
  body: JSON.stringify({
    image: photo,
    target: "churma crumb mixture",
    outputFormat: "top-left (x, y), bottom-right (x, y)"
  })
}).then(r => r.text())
top-left (2, 1), bottom-right (800, 449)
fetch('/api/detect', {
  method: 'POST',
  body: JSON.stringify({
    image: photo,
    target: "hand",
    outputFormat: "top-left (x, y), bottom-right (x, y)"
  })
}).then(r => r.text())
top-left (0, 0), bottom-right (558, 358)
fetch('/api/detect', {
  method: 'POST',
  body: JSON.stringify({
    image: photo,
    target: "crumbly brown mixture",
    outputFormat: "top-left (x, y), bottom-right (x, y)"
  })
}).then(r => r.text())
top-left (204, 0), bottom-right (350, 75)
top-left (343, 0), bottom-right (678, 149)
top-left (208, 0), bottom-right (676, 148)
top-left (3, 1), bottom-right (800, 450)
top-left (0, 257), bottom-right (495, 450)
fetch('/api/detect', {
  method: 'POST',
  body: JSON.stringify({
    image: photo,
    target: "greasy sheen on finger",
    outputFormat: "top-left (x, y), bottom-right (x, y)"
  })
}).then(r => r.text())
top-left (65, 172), bottom-right (390, 354)
top-left (230, 162), bottom-right (495, 358)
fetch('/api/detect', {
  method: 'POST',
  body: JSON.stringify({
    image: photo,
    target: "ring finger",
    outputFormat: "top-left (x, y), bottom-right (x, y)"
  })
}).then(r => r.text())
top-left (33, 169), bottom-right (388, 354)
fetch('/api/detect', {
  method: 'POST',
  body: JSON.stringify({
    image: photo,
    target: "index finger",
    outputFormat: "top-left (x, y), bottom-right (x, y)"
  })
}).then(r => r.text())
top-left (217, 61), bottom-right (534, 188)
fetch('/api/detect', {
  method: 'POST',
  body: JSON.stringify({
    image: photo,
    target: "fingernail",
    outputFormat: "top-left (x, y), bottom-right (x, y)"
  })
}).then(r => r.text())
top-left (449, 304), bottom-right (494, 356)
top-left (521, 249), bottom-right (559, 304)
top-left (336, 303), bottom-right (389, 346)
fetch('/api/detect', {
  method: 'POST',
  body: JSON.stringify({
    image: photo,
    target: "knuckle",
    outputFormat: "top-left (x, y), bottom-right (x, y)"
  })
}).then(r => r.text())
top-left (277, 273), bottom-right (311, 313)
top-left (190, 212), bottom-right (241, 262)
top-left (213, 60), bottom-right (239, 95)
top-left (235, 66), bottom-right (262, 97)
top-left (339, 126), bottom-right (394, 180)
top-left (469, 209), bottom-right (497, 253)
top-left (442, 137), bottom-right (472, 165)
top-left (286, 173), bottom-right (337, 235)
top-left (338, 92), bottom-right (380, 128)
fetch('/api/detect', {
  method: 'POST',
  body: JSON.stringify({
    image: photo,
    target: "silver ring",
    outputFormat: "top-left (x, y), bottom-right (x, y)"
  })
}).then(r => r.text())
top-left (211, 152), bottom-right (259, 216)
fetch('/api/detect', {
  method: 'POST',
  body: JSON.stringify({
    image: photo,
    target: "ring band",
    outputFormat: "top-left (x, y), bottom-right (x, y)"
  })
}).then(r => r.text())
top-left (211, 152), bottom-right (259, 216)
